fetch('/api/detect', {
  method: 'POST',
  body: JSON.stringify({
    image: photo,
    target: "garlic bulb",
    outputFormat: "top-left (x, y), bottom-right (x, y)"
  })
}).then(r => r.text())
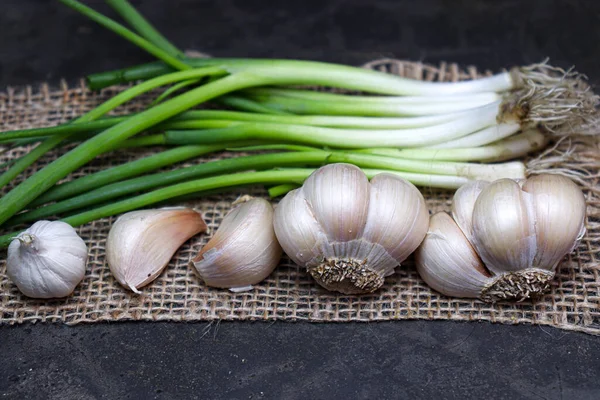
top-left (7, 221), bottom-right (88, 299)
top-left (107, 207), bottom-right (207, 293)
top-left (416, 174), bottom-right (586, 302)
top-left (273, 163), bottom-right (429, 294)
top-left (190, 196), bottom-right (282, 291)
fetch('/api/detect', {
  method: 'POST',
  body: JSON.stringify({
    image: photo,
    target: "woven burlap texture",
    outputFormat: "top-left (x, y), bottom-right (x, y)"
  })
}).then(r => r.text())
top-left (1, 60), bottom-right (599, 334)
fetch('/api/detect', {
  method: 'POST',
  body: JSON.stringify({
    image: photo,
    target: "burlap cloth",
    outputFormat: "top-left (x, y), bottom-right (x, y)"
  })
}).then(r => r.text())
top-left (1, 60), bottom-right (599, 334)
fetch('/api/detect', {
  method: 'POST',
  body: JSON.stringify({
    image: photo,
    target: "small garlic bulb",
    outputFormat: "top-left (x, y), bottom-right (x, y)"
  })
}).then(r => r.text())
top-left (107, 207), bottom-right (207, 293)
top-left (416, 174), bottom-right (586, 302)
top-left (191, 196), bottom-right (282, 291)
top-left (7, 221), bottom-right (88, 299)
top-left (273, 163), bottom-right (429, 294)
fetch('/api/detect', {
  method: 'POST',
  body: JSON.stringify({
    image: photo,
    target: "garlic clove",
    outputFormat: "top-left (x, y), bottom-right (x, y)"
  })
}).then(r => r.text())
top-left (362, 173), bottom-right (429, 265)
top-left (106, 207), bottom-right (207, 293)
top-left (7, 221), bottom-right (88, 299)
top-left (273, 188), bottom-right (328, 267)
top-left (416, 212), bottom-right (491, 298)
top-left (522, 174), bottom-right (587, 270)
top-left (191, 197), bottom-right (282, 289)
top-left (301, 163), bottom-right (370, 242)
top-left (471, 178), bottom-right (537, 274)
top-left (451, 180), bottom-right (490, 244)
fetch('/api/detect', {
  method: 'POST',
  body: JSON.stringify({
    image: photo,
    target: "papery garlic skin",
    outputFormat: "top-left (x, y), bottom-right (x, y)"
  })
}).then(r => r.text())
top-left (7, 221), bottom-right (88, 299)
top-left (451, 180), bottom-right (489, 244)
top-left (472, 178), bottom-right (537, 274)
top-left (273, 163), bottom-right (429, 295)
top-left (522, 174), bottom-right (587, 270)
top-left (191, 197), bottom-right (282, 290)
top-left (107, 207), bottom-right (207, 293)
top-left (416, 174), bottom-right (587, 302)
top-left (416, 212), bottom-right (491, 298)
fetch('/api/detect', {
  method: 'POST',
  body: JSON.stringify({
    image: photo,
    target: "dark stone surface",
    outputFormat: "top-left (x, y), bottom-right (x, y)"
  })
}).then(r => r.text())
top-left (1, 321), bottom-right (599, 400)
top-left (1, 0), bottom-right (599, 399)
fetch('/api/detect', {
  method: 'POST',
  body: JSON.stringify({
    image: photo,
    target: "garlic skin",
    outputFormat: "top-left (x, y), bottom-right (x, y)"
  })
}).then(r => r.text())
top-left (107, 207), bottom-right (207, 293)
top-left (415, 213), bottom-right (491, 298)
top-left (451, 180), bottom-right (489, 243)
top-left (7, 221), bottom-right (88, 299)
top-left (191, 197), bottom-right (282, 290)
top-left (416, 174), bottom-right (586, 302)
top-left (273, 163), bottom-right (429, 295)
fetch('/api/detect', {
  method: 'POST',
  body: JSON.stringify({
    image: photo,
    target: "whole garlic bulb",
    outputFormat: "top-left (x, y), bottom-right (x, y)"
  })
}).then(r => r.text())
top-left (416, 174), bottom-right (586, 302)
top-left (191, 196), bottom-right (282, 291)
top-left (273, 163), bottom-right (429, 294)
top-left (7, 221), bottom-right (88, 299)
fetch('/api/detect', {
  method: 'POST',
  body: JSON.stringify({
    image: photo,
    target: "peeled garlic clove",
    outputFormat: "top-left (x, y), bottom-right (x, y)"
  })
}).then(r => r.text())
top-left (107, 207), bottom-right (207, 293)
top-left (471, 178), bottom-right (537, 274)
top-left (451, 180), bottom-right (490, 243)
top-left (7, 221), bottom-right (88, 299)
top-left (191, 197), bottom-right (282, 290)
top-left (416, 212), bottom-right (491, 298)
top-left (274, 163), bottom-right (430, 295)
top-left (522, 174), bottom-right (587, 270)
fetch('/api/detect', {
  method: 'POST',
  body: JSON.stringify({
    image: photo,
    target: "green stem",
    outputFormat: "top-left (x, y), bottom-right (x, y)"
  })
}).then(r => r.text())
top-left (359, 129), bottom-right (548, 162)
top-left (29, 142), bottom-right (248, 206)
top-left (215, 95), bottom-right (292, 115)
top-left (0, 67), bottom-right (225, 191)
top-left (84, 58), bottom-right (514, 95)
top-left (150, 79), bottom-right (201, 106)
top-left (0, 108), bottom-right (469, 141)
top-left (86, 61), bottom-right (170, 90)
top-left (245, 93), bottom-right (492, 116)
top-left (60, 0), bottom-right (189, 71)
top-left (0, 137), bottom-right (65, 188)
top-left (243, 87), bottom-right (502, 105)
top-left (268, 183), bottom-right (300, 197)
top-left (8, 152), bottom-right (331, 225)
top-left (105, 0), bottom-right (185, 58)
top-left (120, 134), bottom-right (167, 148)
top-left (165, 103), bottom-right (500, 148)
top-left (0, 72), bottom-right (258, 225)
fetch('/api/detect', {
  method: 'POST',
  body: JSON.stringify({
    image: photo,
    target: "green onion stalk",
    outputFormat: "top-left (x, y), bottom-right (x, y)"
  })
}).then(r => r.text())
top-left (0, 108), bottom-right (508, 142)
top-left (7, 148), bottom-right (526, 226)
top-left (0, 66), bottom-right (226, 190)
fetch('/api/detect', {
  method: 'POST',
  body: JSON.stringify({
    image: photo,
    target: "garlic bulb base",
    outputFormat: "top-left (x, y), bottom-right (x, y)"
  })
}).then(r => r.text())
top-left (480, 268), bottom-right (554, 302)
top-left (308, 258), bottom-right (385, 295)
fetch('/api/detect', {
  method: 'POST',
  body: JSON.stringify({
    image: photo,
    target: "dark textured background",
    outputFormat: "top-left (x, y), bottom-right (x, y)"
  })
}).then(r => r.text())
top-left (1, 1), bottom-right (599, 399)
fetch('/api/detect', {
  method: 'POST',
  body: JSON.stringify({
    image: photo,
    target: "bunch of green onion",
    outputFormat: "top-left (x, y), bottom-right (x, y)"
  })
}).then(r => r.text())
top-left (0, 0), bottom-right (596, 249)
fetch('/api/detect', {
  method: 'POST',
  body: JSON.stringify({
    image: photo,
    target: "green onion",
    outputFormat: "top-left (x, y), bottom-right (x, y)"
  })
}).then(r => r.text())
top-left (357, 129), bottom-right (548, 162)
top-left (28, 142), bottom-right (252, 206)
top-left (215, 95), bottom-right (292, 115)
top-left (165, 101), bottom-right (503, 148)
top-left (0, 66), bottom-right (225, 192)
top-left (0, 72), bottom-right (263, 225)
top-left (87, 58), bottom-right (516, 95)
top-left (242, 87), bottom-right (501, 104)
top-left (240, 90), bottom-right (500, 116)
top-left (59, 0), bottom-right (189, 70)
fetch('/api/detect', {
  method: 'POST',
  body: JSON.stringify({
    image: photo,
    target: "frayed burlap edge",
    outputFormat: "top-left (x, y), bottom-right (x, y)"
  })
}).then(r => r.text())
top-left (1, 60), bottom-right (599, 335)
